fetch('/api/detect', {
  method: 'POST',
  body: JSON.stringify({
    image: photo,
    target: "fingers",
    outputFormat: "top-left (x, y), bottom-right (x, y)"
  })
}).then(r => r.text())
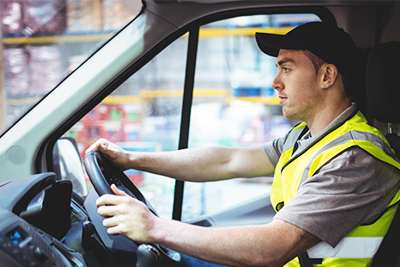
top-left (96, 192), bottom-right (154, 242)
top-left (102, 215), bottom-right (123, 228)
top-left (106, 225), bottom-right (126, 235)
top-left (85, 138), bottom-right (126, 165)
top-left (96, 185), bottom-right (129, 207)
top-left (111, 184), bottom-right (128, 196)
top-left (97, 205), bottom-right (122, 217)
top-left (85, 138), bottom-right (109, 154)
top-left (101, 216), bottom-right (127, 235)
top-left (96, 194), bottom-right (127, 207)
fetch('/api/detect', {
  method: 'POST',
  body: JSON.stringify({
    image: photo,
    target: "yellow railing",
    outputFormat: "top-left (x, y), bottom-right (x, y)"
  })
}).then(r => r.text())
top-left (103, 89), bottom-right (280, 105)
top-left (1, 27), bottom-right (292, 45)
top-left (1, 33), bottom-right (113, 45)
top-left (7, 88), bottom-right (279, 106)
top-left (198, 27), bottom-right (292, 38)
top-left (3, 27), bottom-right (285, 106)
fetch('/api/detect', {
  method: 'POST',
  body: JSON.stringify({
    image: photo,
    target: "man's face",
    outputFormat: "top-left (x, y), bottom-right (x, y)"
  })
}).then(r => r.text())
top-left (272, 49), bottom-right (323, 121)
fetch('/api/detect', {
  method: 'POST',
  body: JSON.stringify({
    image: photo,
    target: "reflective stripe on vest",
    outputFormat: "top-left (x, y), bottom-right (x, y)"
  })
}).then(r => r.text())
top-left (271, 111), bottom-right (400, 267)
top-left (308, 237), bottom-right (382, 258)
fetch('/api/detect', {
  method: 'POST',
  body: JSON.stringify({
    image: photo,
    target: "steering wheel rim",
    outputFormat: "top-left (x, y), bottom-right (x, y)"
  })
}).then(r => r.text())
top-left (84, 151), bottom-right (154, 212)
top-left (83, 151), bottom-right (182, 265)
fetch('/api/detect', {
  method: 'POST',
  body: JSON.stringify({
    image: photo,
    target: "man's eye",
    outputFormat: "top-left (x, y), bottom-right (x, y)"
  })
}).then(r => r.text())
top-left (282, 67), bottom-right (290, 73)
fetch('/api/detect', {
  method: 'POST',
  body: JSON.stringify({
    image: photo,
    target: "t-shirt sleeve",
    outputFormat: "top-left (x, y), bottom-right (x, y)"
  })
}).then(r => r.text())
top-left (264, 135), bottom-right (288, 167)
top-left (274, 147), bottom-right (400, 247)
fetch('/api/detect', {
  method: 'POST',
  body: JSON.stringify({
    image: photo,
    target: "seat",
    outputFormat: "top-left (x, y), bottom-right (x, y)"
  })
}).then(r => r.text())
top-left (366, 41), bottom-right (400, 266)
top-left (366, 41), bottom-right (400, 157)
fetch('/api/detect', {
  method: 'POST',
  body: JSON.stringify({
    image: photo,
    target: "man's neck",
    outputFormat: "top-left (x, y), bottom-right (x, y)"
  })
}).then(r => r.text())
top-left (306, 100), bottom-right (352, 136)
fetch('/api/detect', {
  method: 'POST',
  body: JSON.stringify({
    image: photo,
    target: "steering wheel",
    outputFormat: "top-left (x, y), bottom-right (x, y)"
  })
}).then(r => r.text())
top-left (84, 151), bottom-right (157, 214)
top-left (84, 151), bottom-right (181, 266)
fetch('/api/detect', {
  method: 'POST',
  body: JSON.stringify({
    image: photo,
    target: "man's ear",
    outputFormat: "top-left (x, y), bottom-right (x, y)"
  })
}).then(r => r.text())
top-left (319, 64), bottom-right (338, 89)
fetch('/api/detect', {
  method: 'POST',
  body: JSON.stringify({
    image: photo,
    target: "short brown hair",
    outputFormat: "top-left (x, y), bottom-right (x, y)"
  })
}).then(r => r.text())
top-left (303, 50), bottom-right (353, 98)
top-left (303, 50), bottom-right (325, 73)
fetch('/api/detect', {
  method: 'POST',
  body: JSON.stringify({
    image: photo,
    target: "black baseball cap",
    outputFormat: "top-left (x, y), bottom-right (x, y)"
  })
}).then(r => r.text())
top-left (255, 21), bottom-right (358, 77)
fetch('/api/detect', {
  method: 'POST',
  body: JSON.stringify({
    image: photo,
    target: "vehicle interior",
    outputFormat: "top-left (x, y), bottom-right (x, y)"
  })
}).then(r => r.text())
top-left (0, 0), bottom-right (400, 266)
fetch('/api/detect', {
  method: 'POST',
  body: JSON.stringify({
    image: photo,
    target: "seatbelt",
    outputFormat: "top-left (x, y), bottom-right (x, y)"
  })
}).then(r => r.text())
top-left (370, 204), bottom-right (400, 266)
top-left (298, 253), bottom-right (313, 267)
top-left (298, 252), bottom-right (322, 267)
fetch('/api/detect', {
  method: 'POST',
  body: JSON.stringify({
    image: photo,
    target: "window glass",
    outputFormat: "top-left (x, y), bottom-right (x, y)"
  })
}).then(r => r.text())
top-left (64, 36), bottom-right (188, 218)
top-left (0, 0), bottom-right (142, 135)
top-left (182, 14), bottom-right (321, 221)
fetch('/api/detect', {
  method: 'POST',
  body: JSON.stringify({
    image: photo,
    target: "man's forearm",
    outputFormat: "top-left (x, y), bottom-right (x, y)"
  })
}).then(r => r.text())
top-left (127, 146), bottom-right (274, 182)
top-left (150, 218), bottom-right (319, 267)
top-left (128, 147), bottom-right (238, 182)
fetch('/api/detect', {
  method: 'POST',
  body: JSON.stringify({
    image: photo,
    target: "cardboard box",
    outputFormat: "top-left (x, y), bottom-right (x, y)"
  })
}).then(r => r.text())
top-left (103, 0), bottom-right (142, 30)
top-left (23, 0), bottom-right (67, 34)
top-left (28, 45), bottom-right (63, 96)
top-left (0, 1), bottom-right (24, 36)
top-left (4, 47), bottom-right (29, 97)
top-left (66, 0), bottom-right (102, 32)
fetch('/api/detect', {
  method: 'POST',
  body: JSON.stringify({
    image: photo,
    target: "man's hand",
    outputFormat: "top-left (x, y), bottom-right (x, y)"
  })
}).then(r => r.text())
top-left (96, 184), bottom-right (159, 243)
top-left (86, 138), bottom-right (131, 170)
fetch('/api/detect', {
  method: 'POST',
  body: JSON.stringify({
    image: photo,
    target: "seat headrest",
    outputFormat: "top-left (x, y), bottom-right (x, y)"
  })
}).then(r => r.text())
top-left (366, 42), bottom-right (400, 123)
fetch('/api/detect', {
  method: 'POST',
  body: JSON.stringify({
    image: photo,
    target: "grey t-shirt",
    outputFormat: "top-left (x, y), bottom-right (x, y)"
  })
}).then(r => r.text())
top-left (264, 104), bottom-right (400, 246)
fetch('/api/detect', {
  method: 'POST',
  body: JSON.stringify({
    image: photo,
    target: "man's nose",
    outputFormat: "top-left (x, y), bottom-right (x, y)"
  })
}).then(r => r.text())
top-left (272, 75), bottom-right (283, 91)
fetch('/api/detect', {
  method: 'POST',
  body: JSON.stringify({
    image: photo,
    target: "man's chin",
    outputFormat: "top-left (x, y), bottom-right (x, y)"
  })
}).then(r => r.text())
top-left (282, 107), bottom-right (300, 121)
top-left (282, 107), bottom-right (292, 119)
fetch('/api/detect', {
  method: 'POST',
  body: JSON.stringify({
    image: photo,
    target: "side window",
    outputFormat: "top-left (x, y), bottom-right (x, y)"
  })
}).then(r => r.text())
top-left (65, 36), bottom-right (188, 218)
top-left (182, 14), bottom-right (321, 221)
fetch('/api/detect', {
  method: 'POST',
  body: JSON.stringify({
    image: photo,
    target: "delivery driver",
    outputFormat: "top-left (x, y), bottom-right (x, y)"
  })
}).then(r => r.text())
top-left (88, 22), bottom-right (400, 267)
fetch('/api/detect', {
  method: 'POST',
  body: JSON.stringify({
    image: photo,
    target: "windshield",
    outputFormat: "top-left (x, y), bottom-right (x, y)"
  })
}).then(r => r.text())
top-left (0, 0), bottom-right (142, 135)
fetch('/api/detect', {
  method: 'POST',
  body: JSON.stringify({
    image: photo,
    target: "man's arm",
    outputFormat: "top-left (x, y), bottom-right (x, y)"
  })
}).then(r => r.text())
top-left (97, 185), bottom-right (320, 267)
top-left (155, 218), bottom-right (319, 267)
top-left (87, 138), bottom-right (274, 182)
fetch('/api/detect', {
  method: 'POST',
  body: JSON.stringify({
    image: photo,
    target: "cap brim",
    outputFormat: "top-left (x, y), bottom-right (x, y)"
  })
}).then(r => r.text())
top-left (255, 32), bottom-right (302, 57)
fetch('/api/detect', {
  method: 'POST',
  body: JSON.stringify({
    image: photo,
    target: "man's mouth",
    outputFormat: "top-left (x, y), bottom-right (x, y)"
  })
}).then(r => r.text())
top-left (278, 95), bottom-right (288, 103)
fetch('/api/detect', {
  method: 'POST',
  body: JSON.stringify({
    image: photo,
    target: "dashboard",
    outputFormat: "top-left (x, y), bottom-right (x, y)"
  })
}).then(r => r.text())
top-left (0, 208), bottom-right (81, 267)
top-left (0, 173), bottom-right (88, 267)
top-left (0, 172), bottom-right (141, 267)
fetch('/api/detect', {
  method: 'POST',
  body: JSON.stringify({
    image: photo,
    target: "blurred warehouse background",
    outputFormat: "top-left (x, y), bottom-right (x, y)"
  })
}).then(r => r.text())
top-left (0, 1), bottom-right (319, 220)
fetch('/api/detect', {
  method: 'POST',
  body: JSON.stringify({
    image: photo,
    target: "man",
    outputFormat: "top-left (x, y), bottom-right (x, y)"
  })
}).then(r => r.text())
top-left (89, 22), bottom-right (400, 267)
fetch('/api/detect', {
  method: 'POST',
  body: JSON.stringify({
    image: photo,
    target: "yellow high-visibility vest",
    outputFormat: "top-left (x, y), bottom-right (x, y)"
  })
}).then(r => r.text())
top-left (271, 111), bottom-right (400, 267)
